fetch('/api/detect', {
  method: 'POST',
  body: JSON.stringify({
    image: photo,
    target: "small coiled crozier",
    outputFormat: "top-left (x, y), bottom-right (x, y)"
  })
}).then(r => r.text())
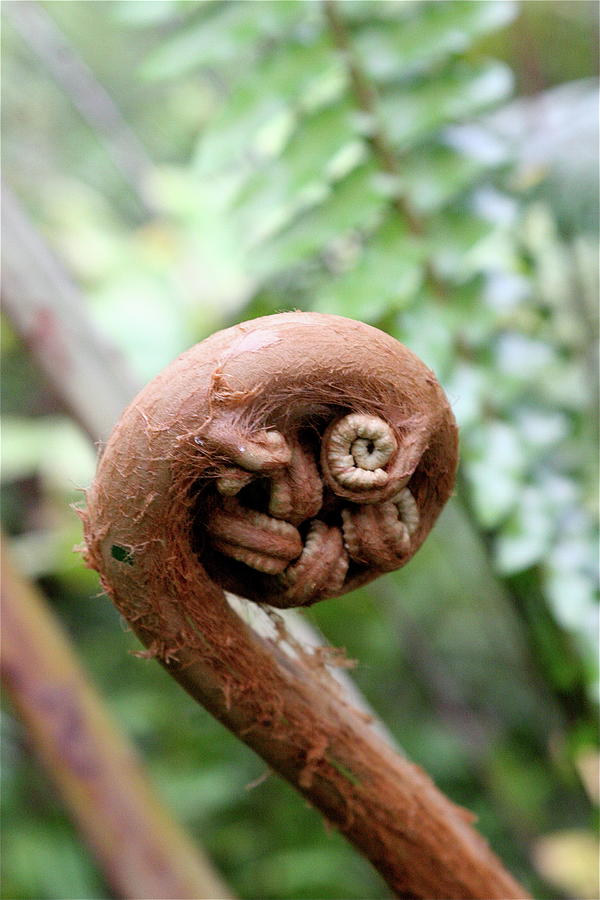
top-left (83, 312), bottom-right (457, 645)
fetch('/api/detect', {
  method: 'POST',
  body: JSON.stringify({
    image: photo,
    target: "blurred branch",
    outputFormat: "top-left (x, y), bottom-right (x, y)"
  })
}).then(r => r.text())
top-left (504, 567), bottom-right (597, 727)
top-left (3, 0), bottom-right (154, 215)
top-left (322, 0), bottom-right (445, 297)
top-left (0, 538), bottom-right (235, 900)
top-left (455, 471), bottom-right (598, 734)
top-left (511, 3), bottom-right (547, 96)
top-left (1, 182), bottom-right (137, 443)
top-left (322, 0), bottom-right (423, 235)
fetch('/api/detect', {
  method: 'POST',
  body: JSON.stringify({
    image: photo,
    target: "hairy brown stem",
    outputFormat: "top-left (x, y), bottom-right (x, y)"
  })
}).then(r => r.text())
top-left (82, 311), bottom-right (528, 898)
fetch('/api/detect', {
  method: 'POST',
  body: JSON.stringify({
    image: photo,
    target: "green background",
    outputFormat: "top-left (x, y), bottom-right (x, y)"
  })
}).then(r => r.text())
top-left (2, 2), bottom-right (598, 898)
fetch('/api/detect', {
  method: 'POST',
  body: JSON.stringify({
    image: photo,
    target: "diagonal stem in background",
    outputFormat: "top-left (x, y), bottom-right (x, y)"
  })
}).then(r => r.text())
top-left (322, 0), bottom-right (447, 297)
top-left (322, 0), bottom-right (423, 235)
top-left (1, 181), bottom-right (137, 443)
top-left (3, 0), bottom-right (154, 215)
top-left (0, 538), bottom-right (234, 900)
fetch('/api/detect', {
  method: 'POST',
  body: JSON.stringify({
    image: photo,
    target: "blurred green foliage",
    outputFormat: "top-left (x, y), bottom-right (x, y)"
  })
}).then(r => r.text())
top-left (1, 2), bottom-right (598, 899)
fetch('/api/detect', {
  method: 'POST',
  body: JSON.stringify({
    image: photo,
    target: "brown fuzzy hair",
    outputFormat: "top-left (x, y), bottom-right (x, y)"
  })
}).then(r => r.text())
top-left (83, 312), bottom-right (457, 629)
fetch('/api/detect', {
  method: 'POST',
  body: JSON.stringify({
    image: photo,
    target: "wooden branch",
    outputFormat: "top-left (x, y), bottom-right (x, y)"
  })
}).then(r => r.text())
top-left (81, 311), bottom-right (529, 900)
top-left (0, 539), bottom-right (235, 900)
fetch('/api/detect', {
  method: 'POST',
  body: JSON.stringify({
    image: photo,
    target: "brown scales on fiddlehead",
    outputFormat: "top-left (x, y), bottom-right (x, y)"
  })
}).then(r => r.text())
top-left (199, 409), bottom-right (426, 606)
top-left (341, 487), bottom-right (420, 573)
top-left (83, 311), bottom-right (458, 617)
top-left (207, 495), bottom-right (303, 576)
top-left (185, 331), bottom-right (457, 607)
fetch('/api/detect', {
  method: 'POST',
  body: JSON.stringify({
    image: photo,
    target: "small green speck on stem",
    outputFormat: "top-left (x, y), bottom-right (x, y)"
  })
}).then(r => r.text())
top-left (111, 545), bottom-right (134, 566)
top-left (327, 755), bottom-right (362, 787)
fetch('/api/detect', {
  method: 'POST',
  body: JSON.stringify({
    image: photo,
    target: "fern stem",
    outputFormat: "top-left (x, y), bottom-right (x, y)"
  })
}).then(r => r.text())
top-left (81, 312), bottom-right (528, 900)
top-left (322, 0), bottom-right (423, 233)
top-left (322, 0), bottom-right (447, 297)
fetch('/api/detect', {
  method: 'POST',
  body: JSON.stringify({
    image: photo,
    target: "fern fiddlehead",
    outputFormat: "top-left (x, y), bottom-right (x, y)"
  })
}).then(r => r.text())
top-left (81, 313), bottom-right (527, 899)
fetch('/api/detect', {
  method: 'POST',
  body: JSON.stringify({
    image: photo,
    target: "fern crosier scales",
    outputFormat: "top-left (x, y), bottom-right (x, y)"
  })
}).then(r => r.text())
top-left (83, 312), bottom-right (457, 630)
